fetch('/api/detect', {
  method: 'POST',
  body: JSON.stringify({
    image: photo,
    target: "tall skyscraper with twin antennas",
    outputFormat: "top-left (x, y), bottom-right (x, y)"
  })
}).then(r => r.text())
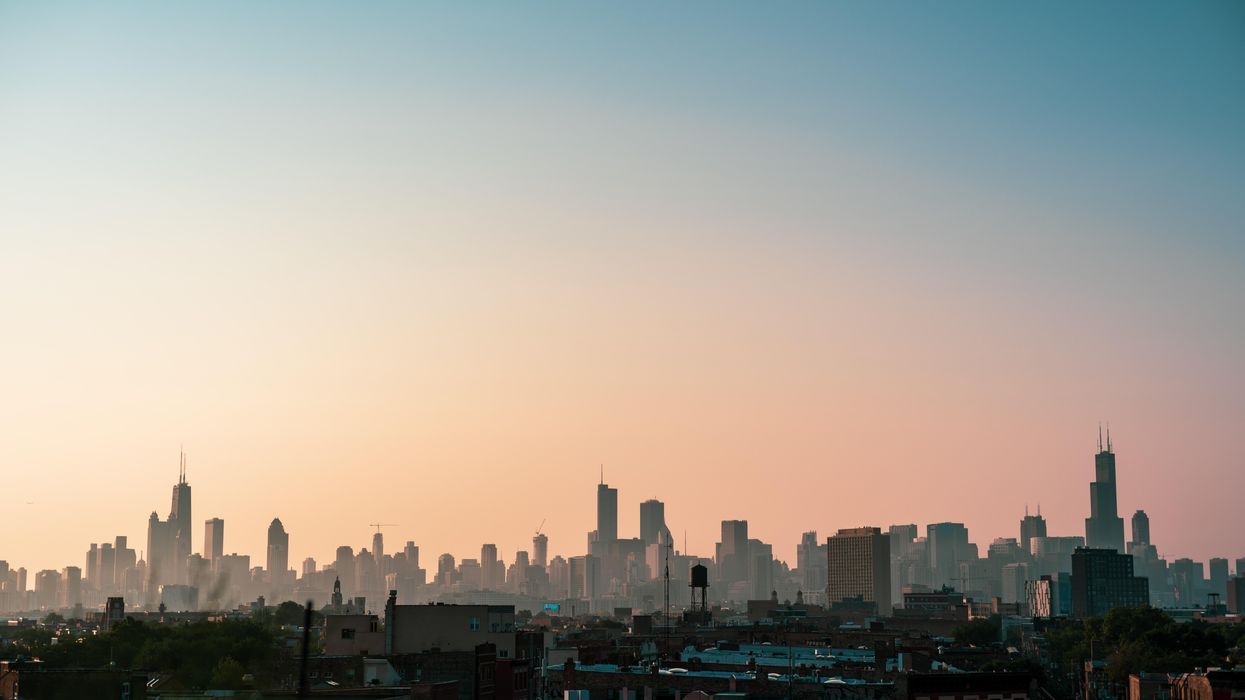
top-left (1085, 426), bottom-right (1125, 552)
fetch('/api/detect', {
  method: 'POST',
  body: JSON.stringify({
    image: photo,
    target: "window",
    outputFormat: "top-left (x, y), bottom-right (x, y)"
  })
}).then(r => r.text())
top-left (342, 628), bottom-right (356, 639)
top-left (469, 617), bottom-right (480, 631)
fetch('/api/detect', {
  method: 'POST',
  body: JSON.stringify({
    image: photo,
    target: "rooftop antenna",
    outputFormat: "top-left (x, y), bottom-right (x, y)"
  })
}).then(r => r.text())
top-left (1107, 423), bottom-right (1112, 452)
top-left (1037, 502), bottom-right (1041, 517)
top-left (599, 464), bottom-right (603, 485)
top-left (1025, 503), bottom-right (1029, 517)
top-left (1098, 424), bottom-right (1103, 451)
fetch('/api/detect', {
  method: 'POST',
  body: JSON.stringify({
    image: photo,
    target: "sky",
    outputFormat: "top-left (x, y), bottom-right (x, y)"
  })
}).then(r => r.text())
top-left (1, 2), bottom-right (1243, 575)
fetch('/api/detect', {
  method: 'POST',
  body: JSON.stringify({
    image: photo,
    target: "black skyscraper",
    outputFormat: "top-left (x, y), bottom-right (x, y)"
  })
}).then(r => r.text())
top-left (1085, 428), bottom-right (1125, 553)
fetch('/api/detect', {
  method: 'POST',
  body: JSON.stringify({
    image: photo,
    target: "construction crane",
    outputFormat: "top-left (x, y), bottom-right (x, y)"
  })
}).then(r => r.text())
top-left (370, 522), bottom-right (398, 534)
top-left (534, 518), bottom-right (546, 537)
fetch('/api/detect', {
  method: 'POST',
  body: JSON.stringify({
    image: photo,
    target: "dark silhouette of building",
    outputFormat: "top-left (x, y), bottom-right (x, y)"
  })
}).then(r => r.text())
top-left (596, 480), bottom-right (618, 544)
top-left (1019, 506), bottom-right (1047, 554)
top-left (1071, 547), bottom-right (1148, 618)
top-left (639, 499), bottom-right (669, 546)
top-left (266, 518), bottom-right (289, 582)
top-left (1085, 428), bottom-right (1125, 552)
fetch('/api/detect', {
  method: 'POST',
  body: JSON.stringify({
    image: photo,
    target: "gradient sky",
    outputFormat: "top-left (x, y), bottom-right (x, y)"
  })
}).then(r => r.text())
top-left (2, 2), bottom-right (1243, 575)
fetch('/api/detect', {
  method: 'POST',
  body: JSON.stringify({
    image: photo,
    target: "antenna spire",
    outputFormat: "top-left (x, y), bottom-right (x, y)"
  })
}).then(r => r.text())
top-left (1098, 424), bottom-right (1103, 451)
top-left (599, 464), bottom-right (603, 485)
top-left (1107, 423), bottom-right (1112, 452)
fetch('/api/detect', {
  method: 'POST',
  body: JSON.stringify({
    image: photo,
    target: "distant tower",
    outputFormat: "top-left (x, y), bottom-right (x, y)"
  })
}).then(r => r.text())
top-left (266, 518), bottom-right (289, 581)
top-left (204, 518), bottom-right (224, 563)
top-left (170, 450), bottom-right (193, 583)
top-left (639, 499), bottom-right (667, 545)
top-left (1085, 427), bottom-right (1126, 552)
top-left (1130, 510), bottom-right (1150, 547)
top-left (532, 533), bottom-right (549, 570)
top-left (481, 544), bottom-right (499, 590)
top-left (1020, 505), bottom-right (1048, 554)
top-left (597, 475), bottom-right (618, 543)
top-left (331, 576), bottom-right (343, 608)
top-left (334, 546), bottom-right (355, 593)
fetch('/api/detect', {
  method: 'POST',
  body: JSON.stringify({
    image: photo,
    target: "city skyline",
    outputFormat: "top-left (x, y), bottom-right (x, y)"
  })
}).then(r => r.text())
top-left (3, 3), bottom-right (1243, 575)
top-left (2, 429), bottom-right (1239, 579)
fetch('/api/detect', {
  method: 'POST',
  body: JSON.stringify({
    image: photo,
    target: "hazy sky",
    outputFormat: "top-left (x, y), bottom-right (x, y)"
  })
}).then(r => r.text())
top-left (2, 2), bottom-right (1243, 575)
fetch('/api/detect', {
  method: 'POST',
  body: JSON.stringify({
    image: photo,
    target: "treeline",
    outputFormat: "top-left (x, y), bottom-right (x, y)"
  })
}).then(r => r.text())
top-left (1044, 606), bottom-right (1245, 683)
top-left (1, 601), bottom-right (319, 691)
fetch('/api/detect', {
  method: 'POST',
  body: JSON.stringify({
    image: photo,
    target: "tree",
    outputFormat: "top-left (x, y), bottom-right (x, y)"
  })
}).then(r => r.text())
top-left (953, 616), bottom-right (1001, 646)
top-left (273, 600), bottom-right (322, 628)
top-left (210, 656), bottom-right (247, 689)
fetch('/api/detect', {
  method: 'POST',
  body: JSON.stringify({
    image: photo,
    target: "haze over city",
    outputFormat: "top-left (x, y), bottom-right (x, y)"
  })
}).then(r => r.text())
top-left (2, 0), bottom-right (1243, 578)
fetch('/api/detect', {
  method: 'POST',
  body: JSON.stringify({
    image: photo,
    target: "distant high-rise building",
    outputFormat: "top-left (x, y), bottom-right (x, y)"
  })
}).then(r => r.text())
top-left (402, 541), bottom-right (420, 573)
top-left (266, 518), bottom-right (289, 581)
top-left (532, 533), bottom-right (548, 569)
top-left (302, 558), bottom-right (317, 576)
top-left (639, 499), bottom-right (668, 546)
top-left (1071, 547), bottom-right (1148, 618)
top-left (58, 566), bottom-right (82, 609)
top-left (927, 522), bottom-right (974, 589)
top-left (826, 527), bottom-right (891, 615)
top-left (1228, 576), bottom-right (1245, 615)
top-left (1236, 558), bottom-right (1245, 578)
top-left (1209, 558), bottom-right (1229, 599)
top-left (34, 570), bottom-right (60, 611)
top-left (481, 544), bottom-right (499, 590)
top-left (716, 520), bottom-right (750, 586)
top-left (436, 554), bottom-right (455, 586)
top-left (147, 451), bottom-right (193, 593)
top-left (204, 518), bottom-right (224, 562)
top-left (1170, 558), bottom-right (1204, 605)
top-left (1020, 507), bottom-right (1048, 553)
top-left (799, 531), bottom-right (828, 598)
top-left (887, 524), bottom-right (919, 609)
top-left (1130, 510), bottom-right (1150, 547)
top-left (335, 546), bottom-right (356, 594)
top-left (170, 452), bottom-right (192, 580)
top-left (1085, 429), bottom-right (1125, 552)
top-left (597, 481), bottom-right (618, 543)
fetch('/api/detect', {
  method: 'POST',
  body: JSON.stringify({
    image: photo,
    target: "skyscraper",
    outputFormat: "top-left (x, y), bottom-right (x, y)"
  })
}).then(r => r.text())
top-left (146, 452), bottom-right (193, 593)
top-left (532, 533), bottom-right (548, 569)
top-left (1130, 510), bottom-right (1150, 547)
top-left (1020, 507), bottom-right (1048, 553)
top-left (170, 451), bottom-right (192, 582)
top-left (597, 480), bottom-right (618, 543)
top-left (926, 522), bottom-right (973, 589)
top-left (204, 518), bottom-right (224, 563)
top-left (335, 546), bottom-right (355, 594)
top-left (716, 520), bottom-right (750, 586)
top-left (639, 499), bottom-right (668, 546)
top-left (826, 527), bottom-right (891, 615)
top-left (1085, 428), bottom-right (1125, 552)
top-left (481, 544), bottom-right (499, 590)
top-left (266, 518), bottom-right (289, 581)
